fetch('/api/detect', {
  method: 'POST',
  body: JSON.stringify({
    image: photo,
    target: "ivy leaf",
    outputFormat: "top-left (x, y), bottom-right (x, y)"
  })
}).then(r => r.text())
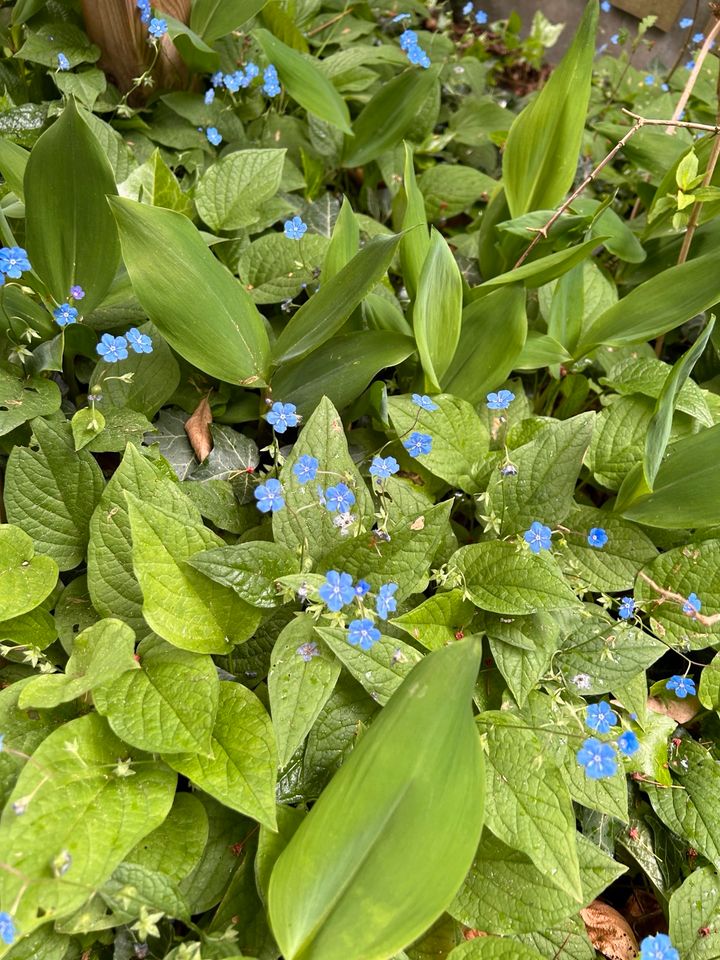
top-left (0, 524), bottom-right (58, 622)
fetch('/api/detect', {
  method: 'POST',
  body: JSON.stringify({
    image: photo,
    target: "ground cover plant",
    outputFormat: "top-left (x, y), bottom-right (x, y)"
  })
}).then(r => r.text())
top-left (4, 0), bottom-right (720, 957)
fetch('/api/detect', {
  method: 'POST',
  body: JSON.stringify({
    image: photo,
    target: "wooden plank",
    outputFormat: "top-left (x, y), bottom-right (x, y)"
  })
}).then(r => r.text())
top-left (610, 0), bottom-right (685, 33)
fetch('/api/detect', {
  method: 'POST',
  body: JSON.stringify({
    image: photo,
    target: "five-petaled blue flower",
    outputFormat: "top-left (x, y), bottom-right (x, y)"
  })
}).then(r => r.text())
top-left (618, 597), bottom-right (635, 620)
top-left (407, 43), bottom-right (430, 68)
top-left (223, 71), bottom-right (242, 93)
top-left (403, 431), bottom-right (432, 457)
top-left (284, 216), bottom-right (307, 240)
top-left (57, 52), bottom-right (70, 71)
top-left (245, 62), bottom-right (260, 81)
top-left (685, 60), bottom-right (695, 70)
top-left (399, 29), bottom-right (417, 50)
top-left (412, 393), bottom-right (438, 411)
top-left (376, 582), bottom-right (398, 620)
top-left (679, 17), bottom-right (694, 28)
top-left (683, 592), bottom-right (701, 615)
top-left (263, 64), bottom-right (281, 97)
top-left (486, 389), bottom-right (515, 410)
top-left (53, 303), bottom-right (78, 327)
top-left (347, 618), bottom-right (381, 651)
top-left (693, 32), bottom-right (705, 43)
top-left (297, 642), bottom-right (320, 662)
top-left (254, 478), bottom-right (285, 513)
top-left (355, 579), bottom-right (370, 597)
top-left (463, 2), bottom-right (473, 13)
top-left (369, 456), bottom-right (400, 481)
top-left (524, 521), bottom-right (552, 554)
top-left (148, 17), bottom-right (167, 39)
top-left (206, 126), bottom-right (222, 146)
top-left (319, 570), bottom-right (356, 612)
top-left (0, 912), bottom-right (15, 946)
top-left (610, 33), bottom-right (619, 44)
top-left (666, 675), bottom-right (696, 698)
top-left (644, 75), bottom-right (655, 85)
top-left (126, 327), bottom-right (153, 354)
top-left (577, 737), bottom-right (617, 780)
top-left (585, 700), bottom-right (618, 734)
top-left (640, 933), bottom-right (679, 960)
top-left (70, 285), bottom-right (85, 300)
top-left (137, 0), bottom-right (151, 22)
top-left (211, 70), bottom-right (224, 86)
top-left (293, 455), bottom-right (318, 484)
top-left (601, 0), bottom-right (611, 11)
top-left (0, 246), bottom-right (31, 278)
top-left (475, 9), bottom-right (487, 24)
top-left (324, 483), bottom-right (355, 513)
top-left (617, 730), bottom-right (640, 756)
top-left (96, 333), bottom-right (128, 363)
top-left (587, 527), bottom-right (608, 549)
top-left (266, 401), bottom-right (299, 434)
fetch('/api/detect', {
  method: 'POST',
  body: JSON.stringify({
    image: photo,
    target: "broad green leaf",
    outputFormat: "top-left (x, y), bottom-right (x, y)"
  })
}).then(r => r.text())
top-left (419, 164), bottom-right (497, 221)
top-left (669, 865), bottom-right (720, 959)
top-left (268, 638), bottom-right (485, 960)
top-left (257, 806), bottom-right (307, 903)
top-left (0, 369), bottom-right (61, 438)
top-left (109, 197), bottom-right (270, 387)
top-left (70, 406), bottom-right (105, 451)
top-left (0, 606), bottom-right (56, 651)
top-left (126, 791), bottom-right (209, 884)
top-left (586, 395), bottom-right (657, 492)
top-left (514, 332), bottom-right (572, 369)
top-left (601, 356), bottom-right (713, 427)
top-left (101, 861), bottom-right (190, 923)
top-left (0, 524), bottom-right (57, 622)
top-left (94, 635), bottom-right (219, 755)
top-left (399, 142), bottom-right (430, 299)
top-left (191, 0), bottom-right (267, 40)
top-left (391, 589), bottom-right (475, 651)
top-left (324, 196), bottom-right (359, 282)
top-left (14, 22), bottom-right (99, 68)
top-left (239, 232), bottom-right (330, 304)
top-left (163, 14), bottom-right (220, 73)
top-left (123, 149), bottom-right (194, 218)
top-left (25, 99), bottom-right (119, 314)
top-left (560, 739), bottom-right (628, 822)
top-left (0, 137), bottom-right (28, 198)
top-left (195, 149), bottom-right (285, 231)
top-left (413, 230), bottom-right (462, 390)
top-left (272, 234), bottom-right (401, 363)
top-left (5, 418), bottom-right (104, 571)
top-left (127, 494), bottom-right (261, 653)
top-left (316, 626), bottom-right (422, 706)
top-left (268, 615), bottom-right (341, 768)
top-left (469, 237), bottom-right (605, 298)
top-left (503, 1), bottom-right (597, 216)
top-left (0, 713), bottom-right (176, 939)
top-left (164, 680), bottom-right (277, 829)
top-left (489, 627), bottom-right (558, 707)
top-left (188, 541), bottom-right (299, 608)
top-left (254, 29), bottom-right (352, 134)
top-left (448, 939), bottom-right (546, 960)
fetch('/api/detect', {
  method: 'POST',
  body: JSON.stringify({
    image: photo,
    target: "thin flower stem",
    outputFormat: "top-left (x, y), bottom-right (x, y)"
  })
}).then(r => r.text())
top-left (637, 570), bottom-right (720, 626)
top-left (667, 15), bottom-right (720, 134)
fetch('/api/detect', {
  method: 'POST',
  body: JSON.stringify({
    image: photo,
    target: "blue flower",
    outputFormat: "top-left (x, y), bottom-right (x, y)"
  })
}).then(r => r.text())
top-left (284, 216), bottom-right (307, 240)
top-left (693, 32), bottom-right (705, 43)
top-left (70, 285), bottom-right (85, 300)
top-left (644, 74), bottom-right (655, 85)
top-left (204, 88), bottom-right (215, 105)
top-left (223, 71), bottom-right (242, 93)
top-left (679, 17), bottom-right (694, 28)
top-left (618, 597), bottom-right (635, 620)
top-left (254, 477), bottom-right (285, 513)
top-left (610, 33), bottom-right (619, 44)
top-left (666, 675), bottom-right (696, 698)
top-left (325, 483), bottom-right (355, 513)
top-left (96, 333), bottom-right (128, 363)
top-left (412, 393), bottom-right (438, 412)
top-left (136, 0), bottom-right (151, 22)
top-left (293, 455), bottom-right (318, 484)
top-left (486, 389), bottom-right (515, 410)
top-left (266, 401), bottom-right (299, 434)
top-left (297, 642), bottom-right (320, 661)
top-left (661, 82), bottom-right (669, 91)
top-left (263, 64), bottom-right (281, 97)
top-left (347, 618), bottom-right (381, 651)
top-left (463, 2), bottom-right (473, 14)
top-left (403, 431), bottom-right (432, 457)
top-left (617, 730), bottom-right (640, 756)
top-left (601, 0), bottom-right (611, 10)
top-left (0, 734), bottom-right (4, 750)
top-left (369, 456), bottom-right (400, 481)
top-left (245, 62), bottom-right (260, 80)
top-left (53, 303), bottom-right (78, 327)
top-left (206, 126), bottom-right (222, 147)
top-left (587, 527), bottom-right (608, 549)
top-left (148, 17), bottom-right (168, 39)
top-left (125, 327), bottom-right (153, 354)
top-left (319, 570), bottom-right (355, 612)
top-left (355, 579), bottom-right (370, 597)
top-left (392, 12), bottom-right (411, 21)
top-left (399, 29), bottom-right (417, 50)
top-left (57, 52), bottom-right (70, 71)
top-left (0, 913), bottom-right (15, 946)
top-left (407, 43), bottom-right (430, 68)
top-left (640, 933), bottom-right (679, 960)
top-left (211, 70), bottom-right (224, 87)
top-left (683, 592), bottom-right (701, 615)
top-left (523, 521), bottom-right (552, 554)
top-left (577, 737), bottom-right (617, 779)
top-left (475, 9), bottom-right (487, 24)
top-left (585, 700), bottom-right (618, 734)
top-left (685, 60), bottom-right (695, 71)
top-left (376, 582), bottom-right (398, 620)
top-left (0, 246), bottom-right (31, 278)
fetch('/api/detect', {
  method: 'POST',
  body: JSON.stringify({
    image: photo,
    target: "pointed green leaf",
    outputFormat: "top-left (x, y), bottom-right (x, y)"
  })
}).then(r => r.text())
top-left (195, 148), bottom-right (286, 231)
top-left (191, 0), bottom-right (268, 41)
top-left (413, 230), bottom-right (462, 390)
top-left (316, 626), bottom-right (422, 706)
top-left (125, 791), bottom-right (209, 884)
top-left (0, 524), bottom-right (58, 622)
top-left (0, 369), bottom-right (61, 437)
top-left (399, 142), bottom-right (430, 299)
top-left (188, 540), bottom-right (299, 608)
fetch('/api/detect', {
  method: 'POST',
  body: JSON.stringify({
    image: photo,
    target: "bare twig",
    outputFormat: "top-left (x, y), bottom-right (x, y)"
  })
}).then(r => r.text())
top-left (306, 8), bottom-right (353, 37)
top-left (667, 15), bottom-right (720, 134)
top-left (637, 570), bottom-right (720, 627)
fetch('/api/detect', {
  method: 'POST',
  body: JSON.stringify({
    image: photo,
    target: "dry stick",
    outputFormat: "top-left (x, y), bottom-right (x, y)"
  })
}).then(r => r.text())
top-left (666, 0), bottom-right (703, 84)
top-left (667, 15), bottom-right (720, 134)
top-left (637, 570), bottom-right (720, 626)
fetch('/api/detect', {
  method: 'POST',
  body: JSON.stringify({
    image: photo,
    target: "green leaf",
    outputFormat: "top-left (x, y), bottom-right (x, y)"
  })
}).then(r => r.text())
top-left (109, 197), bottom-right (271, 387)
top-left (669, 865), bottom-right (720, 959)
top-left (94, 635), bottom-right (219, 755)
top-left (188, 541), bottom-right (299, 608)
top-left (0, 524), bottom-right (58, 622)
top-left (448, 939), bottom-right (546, 960)
top-left (70, 406), bottom-right (105, 451)
top-left (601, 356), bottom-right (713, 427)
top-left (191, 0), bottom-right (267, 41)
top-left (489, 624), bottom-right (558, 707)
top-left (101, 862), bottom-right (190, 922)
top-left (392, 589), bottom-right (476, 652)
top-left (503, 1), bottom-right (597, 216)
top-left (316, 626), bottom-right (422, 706)
top-left (419, 164), bottom-right (497, 221)
top-left (268, 614), bottom-right (341, 768)
top-left (127, 494), bottom-right (261, 654)
top-left (164, 680), bottom-right (277, 829)
top-left (0, 713), bottom-right (176, 939)
top-left (268, 638), bottom-right (485, 960)
top-left (24, 99), bottom-right (119, 315)
top-left (586, 396), bottom-right (655, 492)
top-left (15, 22), bottom-right (100, 68)
top-left (196, 149), bottom-right (285, 231)
top-left (239, 232), bottom-right (330, 304)
top-left (0, 134), bottom-right (29, 198)
top-left (399, 143), bottom-right (430, 299)
top-left (163, 14), bottom-right (220, 73)
top-left (413, 230), bottom-right (462, 390)
top-left (469, 237), bottom-right (605, 298)
top-left (5, 418), bottom-right (104, 571)
top-left (124, 149), bottom-right (194, 218)
top-left (561, 741), bottom-right (628, 822)
top-left (324, 196), bottom-right (360, 281)
top-left (272, 234), bottom-right (401, 363)
top-left (125, 791), bottom-right (209, 884)
top-left (254, 29), bottom-right (352, 134)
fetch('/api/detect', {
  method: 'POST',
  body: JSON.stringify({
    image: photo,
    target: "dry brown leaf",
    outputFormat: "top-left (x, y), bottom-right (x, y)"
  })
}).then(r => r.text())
top-left (185, 395), bottom-right (213, 463)
top-left (647, 693), bottom-right (700, 724)
top-left (581, 900), bottom-right (639, 960)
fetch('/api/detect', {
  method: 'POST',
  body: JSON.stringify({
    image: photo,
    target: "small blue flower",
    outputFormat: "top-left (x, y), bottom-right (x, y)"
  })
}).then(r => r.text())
top-left (610, 33), bottom-right (619, 44)
top-left (644, 74), bottom-right (655, 85)
top-left (325, 483), bottom-right (355, 513)
top-left (412, 393), bottom-right (438, 411)
top-left (399, 29), bottom-right (417, 50)
top-left (403, 431), bottom-right (432, 457)
top-left (70, 285), bottom-right (85, 300)
top-left (666, 675), bottom-right (696, 698)
top-left (683, 592), bottom-right (701, 615)
top-left (523, 521), bottom-right (552, 554)
top-left (57, 52), bottom-right (70, 71)
top-left (0, 734), bottom-right (4, 751)
top-left (601, 0), bottom-right (611, 10)
top-left (266, 401), bottom-right (299, 434)
top-left (685, 60), bottom-right (696, 70)
top-left (223, 71), bottom-right (242, 93)
top-left (245, 62), bottom-right (260, 80)
top-left (679, 17), bottom-right (694, 28)
top-left (693, 32), bottom-right (705, 43)
top-left (204, 88), bottom-right (215, 105)
top-left (254, 477), bottom-right (285, 513)
top-left (125, 327), bottom-right (153, 354)
top-left (284, 216), bottom-right (308, 240)
top-left (587, 527), bottom-right (608, 549)
top-left (369, 456), bottom-right (400, 481)
top-left (293, 455), bottom-right (318, 484)
top-left (640, 933), bottom-right (679, 960)
top-left (136, 0), bottom-right (151, 22)
top-left (486, 389), bottom-right (515, 410)
top-left (577, 737), bottom-right (617, 780)
top-left (297, 641), bottom-right (320, 661)
top-left (407, 43), bottom-right (431, 68)
top-left (211, 70), bottom-right (224, 87)
top-left (53, 303), bottom-right (78, 327)
top-left (474, 9), bottom-right (487, 24)
top-left (148, 17), bottom-right (168, 39)
top-left (0, 913), bottom-right (15, 946)
top-left (0, 246), bottom-right (31, 278)
top-left (618, 597), bottom-right (635, 620)
top-left (347, 618), bottom-right (381, 651)
top-left (392, 12), bottom-right (411, 21)
top-left (617, 730), bottom-right (640, 756)
top-left (319, 570), bottom-right (355, 612)
top-left (263, 64), bottom-right (281, 97)
top-left (463, 2), bottom-right (473, 14)
top-left (355, 579), bottom-right (370, 597)
top-left (96, 333), bottom-right (128, 363)
top-left (585, 700), bottom-right (618, 734)
top-left (661, 82), bottom-right (669, 91)
top-left (376, 582), bottom-right (398, 620)
top-left (206, 126), bottom-right (222, 147)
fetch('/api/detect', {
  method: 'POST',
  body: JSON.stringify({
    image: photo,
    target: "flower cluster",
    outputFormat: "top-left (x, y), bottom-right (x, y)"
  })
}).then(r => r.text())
top-left (577, 699), bottom-right (640, 780)
top-left (398, 29), bottom-right (430, 68)
top-left (96, 328), bottom-right (153, 363)
top-left (0, 246), bottom-right (31, 283)
top-left (220, 62), bottom-right (261, 93)
top-left (316, 570), bottom-right (398, 650)
top-left (136, 0), bottom-right (151, 23)
top-left (263, 64), bottom-right (281, 97)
